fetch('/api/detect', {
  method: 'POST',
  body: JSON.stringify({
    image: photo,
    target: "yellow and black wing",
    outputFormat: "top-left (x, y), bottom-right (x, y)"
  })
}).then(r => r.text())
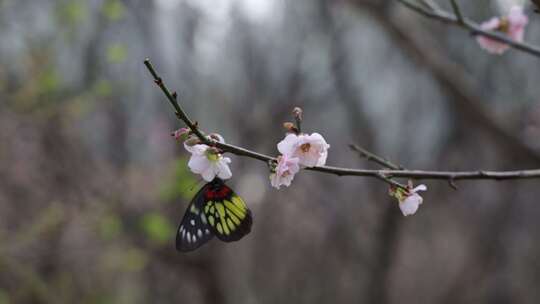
top-left (176, 182), bottom-right (215, 252)
top-left (176, 178), bottom-right (252, 252)
top-left (202, 184), bottom-right (252, 242)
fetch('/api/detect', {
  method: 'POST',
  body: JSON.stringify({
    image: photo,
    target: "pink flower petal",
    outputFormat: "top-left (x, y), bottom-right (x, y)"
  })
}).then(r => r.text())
top-left (270, 154), bottom-right (300, 189)
top-left (277, 133), bottom-right (300, 156)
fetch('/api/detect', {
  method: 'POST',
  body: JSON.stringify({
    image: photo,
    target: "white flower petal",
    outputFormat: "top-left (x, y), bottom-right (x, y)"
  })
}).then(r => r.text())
top-left (316, 150), bottom-right (328, 166)
top-left (184, 143), bottom-right (208, 155)
top-left (185, 143), bottom-right (232, 181)
top-left (305, 132), bottom-right (323, 142)
top-left (412, 184), bottom-right (427, 193)
top-left (188, 155), bottom-right (210, 174)
top-left (287, 157), bottom-right (300, 174)
top-left (269, 154), bottom-right (300, 189)
top-left (216, 160), bottom-right (232, 180)
top-left (399, 193), bottom-right (423, 216)
top-left (298, 153), bottom-right (317, 167)
top-left (270, 173), bottom-right (281, 189)
top-left (201, 166), bottom-right (216, 182)
top-left (277, 133), bottom-right (300, 156)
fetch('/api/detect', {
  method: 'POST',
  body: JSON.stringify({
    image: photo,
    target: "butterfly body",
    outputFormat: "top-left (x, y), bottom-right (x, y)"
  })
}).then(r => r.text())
top-left (176, 178), bottom-right (252, 252)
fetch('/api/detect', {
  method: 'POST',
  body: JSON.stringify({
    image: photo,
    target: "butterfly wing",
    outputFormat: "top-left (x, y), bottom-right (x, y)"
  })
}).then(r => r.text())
top-left (202, 181), bottom-right (252, 242)
top-left (176, 183), bottom-right (215, 252)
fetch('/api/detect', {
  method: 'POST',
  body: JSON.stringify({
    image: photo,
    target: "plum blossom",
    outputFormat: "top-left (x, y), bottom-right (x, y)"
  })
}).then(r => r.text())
top-left (390, 184), bottom-right (427, 216)
top-left (270, 154), bottom-right (300, 189)
top-left (277, 133), bottom-right (330, 167)
top-left (184, 143), bottom-right (232, 182)
top-left (477, 6), bottom-right (528, 54)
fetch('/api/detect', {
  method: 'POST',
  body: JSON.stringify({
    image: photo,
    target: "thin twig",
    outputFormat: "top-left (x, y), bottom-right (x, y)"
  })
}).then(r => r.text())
top-left (349, 144), bottom-right (460, 190)
top-left (449, 0), bottom-right (464, 24)
top-left (144, 59), bottom-right (540, 183)
top-left (349, 144), bottom-right (408, 190)
top-left (144, 59), bottom-right (207, 141)
top-left (418, 0), bottom-right (439, 11)
top-left (294, 116), bottom-right (302, 134)
top-left (375, 173), bottom-right (408, 190)
top-left (349, 144), bottom-right (404, 170)
top-left (397, 0), bottom-right (540, 58)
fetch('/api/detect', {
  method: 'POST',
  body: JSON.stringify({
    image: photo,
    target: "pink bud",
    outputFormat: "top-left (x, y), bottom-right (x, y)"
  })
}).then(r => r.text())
top-left (171, 127), bottom-right (190, 141)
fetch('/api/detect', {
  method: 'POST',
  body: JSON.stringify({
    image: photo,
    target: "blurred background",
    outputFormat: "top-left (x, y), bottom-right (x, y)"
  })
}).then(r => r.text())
top-left (1, 0), bottom-right (540, 303)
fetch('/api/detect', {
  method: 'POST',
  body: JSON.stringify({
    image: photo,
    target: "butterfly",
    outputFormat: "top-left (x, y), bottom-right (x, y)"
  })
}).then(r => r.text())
top-left (176, 178), bottom-right (252, 252)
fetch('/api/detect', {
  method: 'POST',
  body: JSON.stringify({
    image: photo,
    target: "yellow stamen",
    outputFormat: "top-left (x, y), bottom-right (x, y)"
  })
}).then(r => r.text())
top-left (498, 18), bottom-right (510, 33)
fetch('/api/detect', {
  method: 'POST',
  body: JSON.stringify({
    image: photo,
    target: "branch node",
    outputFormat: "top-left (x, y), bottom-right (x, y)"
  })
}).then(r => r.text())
top-left (448, 178), bottom-right (458, 190)
top-left (449, 0), bottom-right (464, 24)
top-left (349, 144), bottom-right (403, 170)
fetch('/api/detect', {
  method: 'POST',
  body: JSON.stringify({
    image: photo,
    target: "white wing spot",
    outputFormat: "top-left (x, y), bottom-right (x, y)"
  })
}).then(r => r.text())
top-left (190, 219), bottom-right (195, 226)
top-left (179, 226), bottom-right (184, 232)
top-left (181, 230), bottom-right (186, 238)
top-left (201, 213), bottom-right (207, 224)
top-left (192, 234), bottom-right (197, 243)
top-left (186, 232), bottom-right (191, 243)
top-left (205, 229), bottom-right (210, 234)
top-left (197, 229), bottom-right (203, 238)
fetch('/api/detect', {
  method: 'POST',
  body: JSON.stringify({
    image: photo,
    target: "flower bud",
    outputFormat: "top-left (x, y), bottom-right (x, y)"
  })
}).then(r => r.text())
top-left (292, 107), bottom-right (303, 121)
top-left (283, 122), bottom-right (298, 134)
top-left (208, 133), bottom-right (225, 143)
top-left (171, 127), bottom-right (190, 141)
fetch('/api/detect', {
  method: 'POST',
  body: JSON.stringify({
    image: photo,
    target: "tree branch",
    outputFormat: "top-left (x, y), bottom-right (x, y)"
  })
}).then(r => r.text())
top-left (397, 0), bottom-right (540, 58)
top-left (144, 59), bottom-right (207, 141)
top-left (144, 59), bottom-right (540, 183)
top-left (349, 144), bottom-right (404, 170)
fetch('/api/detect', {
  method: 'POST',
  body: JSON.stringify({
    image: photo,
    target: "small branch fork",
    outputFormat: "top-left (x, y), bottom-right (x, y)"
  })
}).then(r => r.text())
top-left (397, 0), bottom-right (540, 58)
top-left (144, 59), bottom-right (540, 188)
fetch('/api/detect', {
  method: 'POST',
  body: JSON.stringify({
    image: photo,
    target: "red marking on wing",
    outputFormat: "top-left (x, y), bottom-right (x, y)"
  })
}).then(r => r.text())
top-left (205, 185), bottom-right (232, 200)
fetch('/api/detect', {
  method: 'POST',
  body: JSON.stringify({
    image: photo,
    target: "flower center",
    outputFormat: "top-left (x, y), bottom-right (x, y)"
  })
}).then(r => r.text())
top-left (300, 143), bottom-right (311, 153)
top-left (207, 153), bottom-right (219, 162)
top-left (498, 18), bottom-right (510, 33)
